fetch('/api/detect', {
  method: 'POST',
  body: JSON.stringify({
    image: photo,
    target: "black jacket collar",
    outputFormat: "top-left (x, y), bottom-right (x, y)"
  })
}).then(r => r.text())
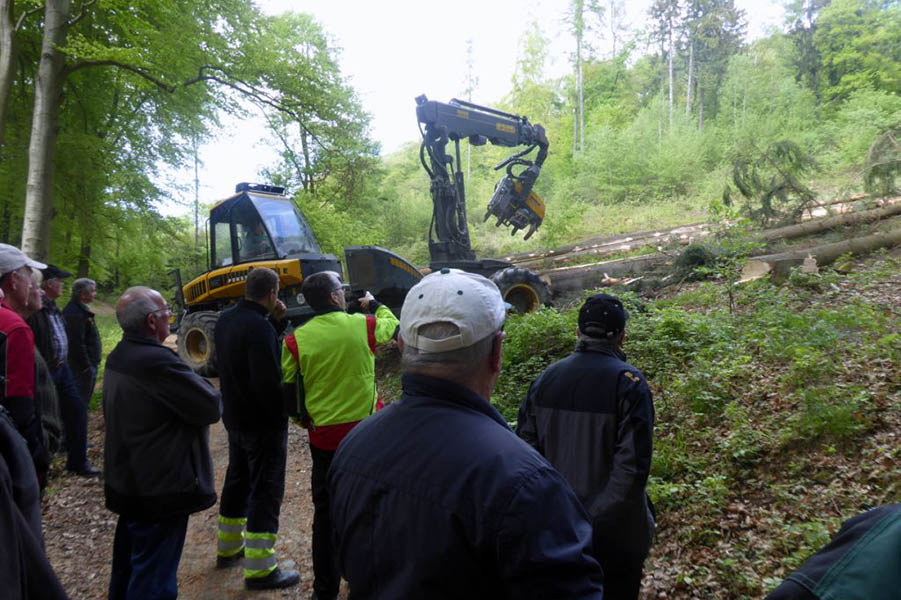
top-left (400, 373), bottom-right (510, 430)
top-left (66, 299), bottom-right (94, 316)
top-left (237, 298), bottom-right (270, 317)
top-left (313, 306), bottom-right (345, 317)
top-left (122, 332), bottom-right (164, 347)
top-left (575, 338), bottom-right (627, 361)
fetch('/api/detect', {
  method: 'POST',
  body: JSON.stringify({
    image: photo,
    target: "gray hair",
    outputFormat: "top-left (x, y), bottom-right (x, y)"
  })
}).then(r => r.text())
top-left (402, 322), bottom-right (497, 374)
top-left (71, 278), bottom-right (95, 302)
top-left (116, 286), bottom-right (160, 334)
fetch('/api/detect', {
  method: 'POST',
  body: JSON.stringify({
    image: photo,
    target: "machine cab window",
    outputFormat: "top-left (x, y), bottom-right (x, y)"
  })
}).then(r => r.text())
top-left (210, 184), bottom-right (320, 268)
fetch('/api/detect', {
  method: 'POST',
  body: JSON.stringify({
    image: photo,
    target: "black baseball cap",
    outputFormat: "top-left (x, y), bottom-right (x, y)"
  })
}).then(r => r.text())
top-left (578, 293), bottom-right (629, 338)
top-left (42, 264), bottom-right (72, 280)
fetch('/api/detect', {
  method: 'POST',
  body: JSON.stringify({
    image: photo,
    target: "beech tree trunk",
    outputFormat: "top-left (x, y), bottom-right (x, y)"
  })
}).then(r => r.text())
top-left (743, 228), bottom-right (901, 281)
top-left (21, 0), bottom-right (70, 261)
top-left (540, 253), bottom-right (671, 294)
top-left (758, 201), bottom-right (901, 242)
top-left (0, 0), bottom-right (16, 147)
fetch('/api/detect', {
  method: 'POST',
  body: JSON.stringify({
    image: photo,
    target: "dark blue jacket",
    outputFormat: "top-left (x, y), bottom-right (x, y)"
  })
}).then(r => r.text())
top-left (328, 373), bottom-right (603, 600)
top-left (62, 300), bottom-right (102, 374)
top-left (517, 340), bottom-right (656, 559)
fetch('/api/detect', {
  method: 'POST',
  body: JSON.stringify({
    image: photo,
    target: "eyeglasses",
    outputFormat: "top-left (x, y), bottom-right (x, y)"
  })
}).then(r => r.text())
top-left (148, 305), bottom-right (171, 317)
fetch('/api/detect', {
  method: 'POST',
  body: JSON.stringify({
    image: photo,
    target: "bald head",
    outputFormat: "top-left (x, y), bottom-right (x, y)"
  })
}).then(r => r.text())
top-left (117, 286), bottom-right (170, 341)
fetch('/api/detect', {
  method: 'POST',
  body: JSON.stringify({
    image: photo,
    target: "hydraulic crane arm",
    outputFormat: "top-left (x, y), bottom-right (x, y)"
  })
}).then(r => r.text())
top-left (415, 95), bottom-right (549, 266)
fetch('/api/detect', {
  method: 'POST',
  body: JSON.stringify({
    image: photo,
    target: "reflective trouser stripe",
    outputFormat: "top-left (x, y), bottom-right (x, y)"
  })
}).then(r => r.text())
top-left (244, 532), bottom-right (277, 579)
top-left (217, 516), bottom-right (246, 557)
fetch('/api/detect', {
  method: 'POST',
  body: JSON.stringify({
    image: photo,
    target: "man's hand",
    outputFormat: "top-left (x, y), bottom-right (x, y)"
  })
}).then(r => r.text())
top-left (359, 291), bottom-right (376, 312)
top-left (271, 299), bottom-right (287, 321)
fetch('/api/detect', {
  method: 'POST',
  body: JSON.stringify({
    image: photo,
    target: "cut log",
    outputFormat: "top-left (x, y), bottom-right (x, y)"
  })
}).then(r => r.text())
top-left (503, 222), bottom-right (709, 265)
top-left (742, 228), bottom-right (901, 282)
top-left (541, 253), bottom-right (671, 294)
top-left (758, 200), bottom-right (901, 242)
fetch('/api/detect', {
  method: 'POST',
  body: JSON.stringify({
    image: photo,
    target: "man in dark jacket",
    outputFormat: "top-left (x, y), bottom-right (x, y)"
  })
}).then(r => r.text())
top-left (517, 293), bottom-right (656, 600)
top-left (214, 268), bottom-right (300, 591)
top-left (63, 278), bottom-right (101, 411)
top-left (328, 268), bottom-right (603, 599)
top-left (104, 286), bottom-right (221, 600)
top-left (28, 264), bottom-right (98, 476)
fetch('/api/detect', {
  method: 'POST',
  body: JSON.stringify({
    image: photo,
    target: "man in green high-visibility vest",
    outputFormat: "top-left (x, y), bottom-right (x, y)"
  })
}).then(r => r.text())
top-left (282, 270), bottom-right (398, 600)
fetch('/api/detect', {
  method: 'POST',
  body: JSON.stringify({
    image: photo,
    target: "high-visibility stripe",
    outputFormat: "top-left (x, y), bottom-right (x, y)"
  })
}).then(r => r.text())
top-left (244, 531), bottom-right (277, 579)
top-left (217, 515), bottom-right (246, 558)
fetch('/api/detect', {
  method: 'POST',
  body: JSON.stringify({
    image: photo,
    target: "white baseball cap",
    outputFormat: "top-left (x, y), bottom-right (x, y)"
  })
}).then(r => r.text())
top-left (400, 268), bottom-right (506, 352)
top-left (0, 244), bottom-right (46, 277)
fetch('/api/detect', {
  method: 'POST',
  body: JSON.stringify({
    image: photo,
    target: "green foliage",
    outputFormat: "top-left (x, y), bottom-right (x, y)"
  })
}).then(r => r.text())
top-left (491, 307), bottom-right (578, 420)
top-left (725, 140), bottom-right (818, 227)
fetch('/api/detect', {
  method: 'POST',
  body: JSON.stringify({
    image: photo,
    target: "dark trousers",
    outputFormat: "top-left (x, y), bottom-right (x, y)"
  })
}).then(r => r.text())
top-left (72, 364), bottom-right (97, 407)
top-left (219, 427), bottom-right (287, 534)
top-left (51, 363), bottom-right (88, 472)
top-left (594, 550), bottom-right (646, 600)
top-left (310, 444), bottom-right (340, 599)
top-left (109, 514), bottom-right (189, 600)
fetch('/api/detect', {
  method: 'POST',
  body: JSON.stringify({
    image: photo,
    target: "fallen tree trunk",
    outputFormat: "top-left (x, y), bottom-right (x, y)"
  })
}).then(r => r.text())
top-left (541, 253), bottom-right (672, 294)
top-left (758, 200), bottom-right (901, 242)
top-left (742, 228), bottom-right (901, 282)
top-left (503, 222), bottom-right (709, 265)
top-left (516, 226), bottom-right (710, 270)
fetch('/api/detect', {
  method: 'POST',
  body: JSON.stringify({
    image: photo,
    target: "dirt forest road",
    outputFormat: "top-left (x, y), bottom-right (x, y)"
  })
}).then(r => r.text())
top-left (42, 375), bottom-right (347, 599)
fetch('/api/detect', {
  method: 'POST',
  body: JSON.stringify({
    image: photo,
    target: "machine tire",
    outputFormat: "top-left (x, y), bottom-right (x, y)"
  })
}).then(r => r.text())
top-left (176, 311), bottom-right (219, 377)
top-left (490, 267), bottom-right (551, 314)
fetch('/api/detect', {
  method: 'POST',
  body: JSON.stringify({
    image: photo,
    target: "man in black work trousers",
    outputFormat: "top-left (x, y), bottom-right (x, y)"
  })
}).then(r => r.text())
top-left (214, 268), bottom-right (300, 590)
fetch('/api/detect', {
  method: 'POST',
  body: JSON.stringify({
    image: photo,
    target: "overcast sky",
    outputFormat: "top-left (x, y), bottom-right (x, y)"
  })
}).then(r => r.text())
top-left (162, 0), bottom-right (784, 215)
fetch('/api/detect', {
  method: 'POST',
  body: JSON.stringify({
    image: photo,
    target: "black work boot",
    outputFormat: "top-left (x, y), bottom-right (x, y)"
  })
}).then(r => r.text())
top-left (245, 567), bottom-right (301, 590)
top-left (216, 548), bottom-right (244, 569)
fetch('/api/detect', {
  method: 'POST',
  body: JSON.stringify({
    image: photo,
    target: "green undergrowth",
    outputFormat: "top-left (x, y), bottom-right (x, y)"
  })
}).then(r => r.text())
top-left (90, 314), bottom-right (124, 410)
top-left (491, 250), bottom-right (900, 598)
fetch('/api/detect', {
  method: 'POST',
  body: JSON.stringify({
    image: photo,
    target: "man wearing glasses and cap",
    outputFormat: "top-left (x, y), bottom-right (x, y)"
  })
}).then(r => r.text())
top-left (517, 293), bottom-right (656, 600)
top-left (27, 263), bottom-right (99, 476)
top-left (0, 244), bottom-right (51, 485)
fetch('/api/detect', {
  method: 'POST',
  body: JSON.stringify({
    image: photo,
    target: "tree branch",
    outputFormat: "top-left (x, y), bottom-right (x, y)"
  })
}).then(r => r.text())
top-left (68, 0), bottom-right (98, 27)
top-left (15, 4), bottom-right (42, 31)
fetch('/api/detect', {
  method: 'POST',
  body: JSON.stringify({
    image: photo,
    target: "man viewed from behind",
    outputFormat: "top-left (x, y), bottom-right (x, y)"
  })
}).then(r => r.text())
top-left (517, 293), bottom-right (656, 600)
top-left (214, 268), bottom-right (300, 590)
top-left (328, 268), bottom-right (603, 599)
top-left (104, 286), bottom-right (221, 600)
top-left (63, 278), bottom-right (101, 415)
top-left (281, 270), bottom-right (398, 600)
top-left (0, 244), bottom-right (50, 487)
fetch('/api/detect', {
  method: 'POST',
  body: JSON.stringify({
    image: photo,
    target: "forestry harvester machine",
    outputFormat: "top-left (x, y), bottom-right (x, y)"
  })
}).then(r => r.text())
top-left (415, 94), bottom-right (551, 308)
top-left (170, 182), bottom-right (422, 375)
top-left (171, 96), bottom-right (551, 376)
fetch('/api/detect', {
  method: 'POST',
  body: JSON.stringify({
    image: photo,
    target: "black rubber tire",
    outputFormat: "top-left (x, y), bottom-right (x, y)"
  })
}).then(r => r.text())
top-left (176, 311), bottom-right (219, 377)
top-left (490, 267), bottom-right (551, 314)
